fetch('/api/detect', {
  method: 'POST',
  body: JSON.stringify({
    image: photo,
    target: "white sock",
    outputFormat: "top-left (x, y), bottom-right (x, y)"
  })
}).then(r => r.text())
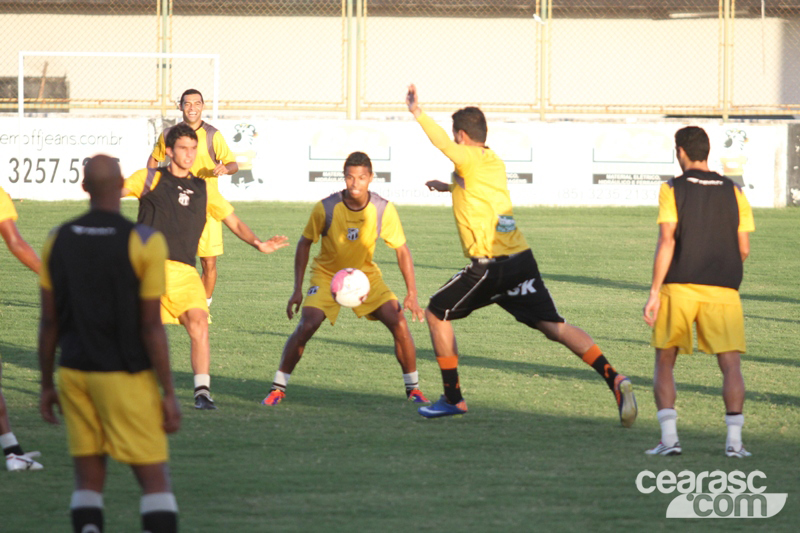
top-left (206, 297), bottom-right (213, 307)
top-left (141, 492), bottom-right (179, 514)
top-left (71, 490), bottom-right (104, 509)
top-left (0, 432), bottom-right (19, 451)
top-left (194, 374), bottom-right (211, 392)
top-left (403, 371), bottom-right (419, 391)
top-left (725, 414), bottom-right (744, 450)
top-left (657, 408), bottom-right (679, 447)
top-left (273, 371), bottom-right (291, 391)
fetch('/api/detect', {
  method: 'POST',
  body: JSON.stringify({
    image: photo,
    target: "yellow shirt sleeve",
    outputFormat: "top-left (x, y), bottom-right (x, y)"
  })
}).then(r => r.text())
top-left (656, 182), bottom-right (678, 224)
top-left (0, 187), bottom-right (18, 223)
top-left (735, 186), bottom-right (755, 233)
top-left (124, 168), bottom-right (154, 198)
top-left (301, 202), bottom-right (326, 243)
top-left (207, 185), bottom-right (234, 221)
top-left (150, 133), bottom-right (166, 163)
top-left (379, 202), bottom-right (407, 250)
top-left (130, 227), bottom-right (167, 299)
top-left (213, 132), bottom-right (236, 165)
top-left (416, 112), bottom-right (471, 166)
top-left (39, 229), bottom-right (58, 290)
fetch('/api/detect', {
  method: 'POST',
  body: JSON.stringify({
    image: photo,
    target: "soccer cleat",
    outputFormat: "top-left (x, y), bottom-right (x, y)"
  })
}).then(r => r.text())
top-left (645, 441), bottom-right (682, 456)
top-left (261, 389), bottom-right (285, 406)
top-left (194, 391), bottom-right (217, 410)
top-left (407, 388), bottom-right (430, 403)
top-left (418, 395), bottom-right (467, 418)
top-left (6, 453), bottom-right (43, 471)
top-left (613, 375), bottom-right (638, 428)
top-left (726, 445), bottom-right (752, 458)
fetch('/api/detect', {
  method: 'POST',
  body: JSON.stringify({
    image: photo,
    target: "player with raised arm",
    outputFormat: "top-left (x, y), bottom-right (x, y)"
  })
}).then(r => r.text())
top-left (261, 152), bottom-right (429, 406)
top-left (39, 155), bottom-right (180, 532)
top-left (406, 85), bottom-right (637, 424)
top-left (148, 88), bottom-right (238, 310)
top-left (127, 124), bottom-right (288, 409)
top-left (643, 126), bottom-right (755, 457)
top-left (0, 185), bottom-right (43, 471)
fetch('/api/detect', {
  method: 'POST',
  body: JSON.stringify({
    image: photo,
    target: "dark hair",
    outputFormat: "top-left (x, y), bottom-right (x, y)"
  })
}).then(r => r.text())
top-left (83, 154), bottom-right (122, 193)
top-left (675, 126), bottom-right (710, 162)
top-left (166, 123), bottom-right (198, 149)
top-left (179, 88), bottom-right (204, 107)
top-left (452, 107), bottom-right (487, 143)
top-left (343, 151), bottom-right (372, 174)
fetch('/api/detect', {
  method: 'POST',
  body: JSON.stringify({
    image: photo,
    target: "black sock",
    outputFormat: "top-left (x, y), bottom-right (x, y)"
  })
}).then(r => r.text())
top-left (589, 355), bottom-right (618, 391)
top-left (3, 445), bottom-right (24, 457)
top-left (72, 507), bottom-right (103, 533)
top-left (142, 511), bottom-right (178, 533)
top-left (441, 369), bottom-right (463, 404)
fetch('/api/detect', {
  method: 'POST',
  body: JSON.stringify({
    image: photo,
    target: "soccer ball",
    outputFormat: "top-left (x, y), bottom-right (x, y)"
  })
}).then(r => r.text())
top-left (331, 268), bottom-right (370, 308)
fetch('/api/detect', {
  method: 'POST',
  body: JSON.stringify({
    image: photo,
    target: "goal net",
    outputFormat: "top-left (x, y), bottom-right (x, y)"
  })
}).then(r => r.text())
top-left (17, 51), bottom-right (220, 117)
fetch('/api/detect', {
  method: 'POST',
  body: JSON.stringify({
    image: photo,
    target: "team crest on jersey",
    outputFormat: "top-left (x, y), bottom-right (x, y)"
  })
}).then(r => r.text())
top-left (307, 286), bottom-right (319, 295)
top-left (176, 185), bottom-right (194, 207)
top-left (347, 228), bottom-right (359, 241)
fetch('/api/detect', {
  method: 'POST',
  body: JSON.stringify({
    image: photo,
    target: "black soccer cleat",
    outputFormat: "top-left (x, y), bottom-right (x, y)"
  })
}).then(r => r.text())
top-left (194, 391), bottom-right (217, 410)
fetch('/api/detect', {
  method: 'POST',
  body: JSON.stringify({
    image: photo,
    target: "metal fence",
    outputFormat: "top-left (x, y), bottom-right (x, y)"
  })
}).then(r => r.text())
top-left (3, 0), bottom-right (800, 118)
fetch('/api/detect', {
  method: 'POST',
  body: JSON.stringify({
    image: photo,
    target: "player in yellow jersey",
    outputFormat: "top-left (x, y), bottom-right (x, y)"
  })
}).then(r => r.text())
top-left (407, 85), bottom-right (637, 423)
top-left (148, 88), bottom-right (238, 309)
top-left (0, 186), bottom-right (43, 471)
top-left (129, 124), bottom-right (289, 409)
top-left (261, 152), bottom-right (429, 406)
top-left (643, 126), bottom-right (755, 457)
top-left (40, 155), bottom-right (180, 532)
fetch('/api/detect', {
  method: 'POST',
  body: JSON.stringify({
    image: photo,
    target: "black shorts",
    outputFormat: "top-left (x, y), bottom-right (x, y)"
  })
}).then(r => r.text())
top-left (427, 249), bottom-right (564, 327)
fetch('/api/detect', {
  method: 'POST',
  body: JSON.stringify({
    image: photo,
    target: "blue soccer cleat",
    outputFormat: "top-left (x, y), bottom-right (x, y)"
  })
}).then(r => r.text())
top-left (418, 395), bottom-right (468, 418)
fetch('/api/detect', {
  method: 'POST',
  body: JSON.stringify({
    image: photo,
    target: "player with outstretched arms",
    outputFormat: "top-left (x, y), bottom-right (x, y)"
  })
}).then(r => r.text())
top-left (261, 151), bottom-right (429, 406)
top-left (126, 124), bottom-right (288, 409)
top-left (148, 88), bottom-right (238, 310)
top-left (0, 185), bottom-right (43, 471)
top-left (406, 84), bottom-right (637, 424)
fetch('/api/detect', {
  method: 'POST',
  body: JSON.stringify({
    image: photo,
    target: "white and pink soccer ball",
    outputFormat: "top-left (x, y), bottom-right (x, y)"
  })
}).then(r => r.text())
top-left (330, 268), bottom-right (370, 308)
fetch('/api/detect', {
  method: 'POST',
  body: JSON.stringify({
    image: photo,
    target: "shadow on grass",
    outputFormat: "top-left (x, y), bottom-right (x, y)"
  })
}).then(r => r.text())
top-left (237, 331), bottom-right (800, 409)
top-left (0, 298), bottom-right (39, 309)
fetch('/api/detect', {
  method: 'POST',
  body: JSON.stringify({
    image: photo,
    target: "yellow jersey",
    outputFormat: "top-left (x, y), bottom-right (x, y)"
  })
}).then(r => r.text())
top-left (303, 191), bottom-right (406, 276)
top-left (416, 112), bottom-right (529, 258)
top-left (151, 121), bottom-right (236, 193)
top-left (0, 186), bottom-right (18, 224)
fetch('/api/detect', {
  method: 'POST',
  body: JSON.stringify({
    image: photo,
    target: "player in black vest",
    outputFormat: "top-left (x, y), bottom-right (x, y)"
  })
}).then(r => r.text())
top-left (124, 123), bottom-right (289, 409)
top-left (39, 155), bottom-right (181, 532)
top-left (643, 126), bottom-right (755, 457)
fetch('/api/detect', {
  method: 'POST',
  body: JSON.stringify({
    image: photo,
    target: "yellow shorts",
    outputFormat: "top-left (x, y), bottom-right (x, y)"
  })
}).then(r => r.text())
top-left (304, 268), bottom-right (397, 325)
top-left (197, 215), bottom-right (223, 258)
top-left (162, 260), bottom-right (208, 325)
top-left (651, 284), bottom-right (746, 355)
top-left (58, 367), bottom-right (168, 464)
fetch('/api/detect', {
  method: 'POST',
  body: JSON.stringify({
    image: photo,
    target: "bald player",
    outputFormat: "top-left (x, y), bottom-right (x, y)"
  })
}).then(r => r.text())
top-left (39, 155), bottom-right (180, 532)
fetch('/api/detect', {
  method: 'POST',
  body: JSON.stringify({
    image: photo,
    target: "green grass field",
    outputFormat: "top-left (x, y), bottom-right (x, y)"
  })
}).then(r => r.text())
top-left (1, 200), bottom-right (798, 532)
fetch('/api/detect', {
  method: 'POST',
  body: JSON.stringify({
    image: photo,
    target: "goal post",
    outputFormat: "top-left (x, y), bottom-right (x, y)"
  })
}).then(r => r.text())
top-left (17, 51), bottom-right (220, 119)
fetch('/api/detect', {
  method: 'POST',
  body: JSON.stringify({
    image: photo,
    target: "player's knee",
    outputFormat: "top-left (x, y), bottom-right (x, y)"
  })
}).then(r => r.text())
top-left (201, 257), bottom-right (217, 273)
top-left (183, 311), bottom-right (209, 336)
top-left (295, 319), bottom-right (321, 343)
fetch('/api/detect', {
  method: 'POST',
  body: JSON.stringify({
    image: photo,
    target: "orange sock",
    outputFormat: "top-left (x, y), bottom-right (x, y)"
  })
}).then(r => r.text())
top-left (436, 355), bottom-right (459, 370)
top-left (581, 344), bottom-right (603, 366)
top-left (580, 344), bottom-right (618, 390)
